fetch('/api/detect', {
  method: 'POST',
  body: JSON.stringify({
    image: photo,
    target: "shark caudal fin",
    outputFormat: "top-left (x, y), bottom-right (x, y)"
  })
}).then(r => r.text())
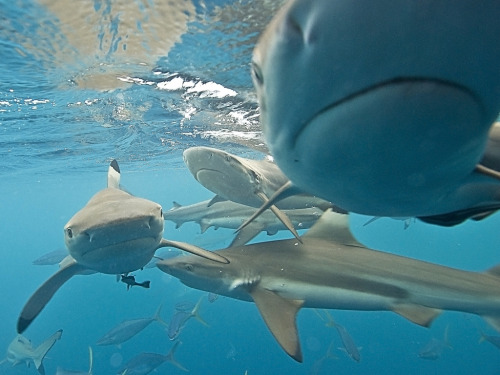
top-left (33, 329), bottom-right (63, 374)
top-left (17, 260), bottom-right (88, 333)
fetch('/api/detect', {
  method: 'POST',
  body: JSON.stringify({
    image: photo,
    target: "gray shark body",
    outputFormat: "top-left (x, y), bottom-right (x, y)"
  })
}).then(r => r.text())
top-left (251, 0), bottom-right (500, 223)
top-left (182, 146), bottom-right (338, 238)
top-left (164, 199), bottom-right (324, 246)
top-left (157, 210), bottom-right (500, 362)
top-left (17, 160), bottom-right (227, 334)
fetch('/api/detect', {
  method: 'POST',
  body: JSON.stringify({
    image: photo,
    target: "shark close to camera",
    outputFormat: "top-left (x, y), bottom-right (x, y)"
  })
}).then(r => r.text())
top-left (17, 159), bottom-right (228, 334)
top-left (251, 0), bottom-right (500, 224)
top-left (157, 210), bottom-right (500, 362)
top-left (1, 329), bottom-right (62, 375)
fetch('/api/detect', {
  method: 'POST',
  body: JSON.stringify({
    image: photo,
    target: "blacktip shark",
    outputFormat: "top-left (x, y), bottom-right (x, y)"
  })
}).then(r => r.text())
top-left (164, 198), bottom-right (325, 246)
top-left (157, 210), bottom-right (500, 362)
top-left (183, 146), bottom-right (339, 239)
top-left (17, 159), bottom-right (228, 334)
top-left (1, 329), bottom-right (62, 375)
top-left (251, 0), bottom-right (500, 224)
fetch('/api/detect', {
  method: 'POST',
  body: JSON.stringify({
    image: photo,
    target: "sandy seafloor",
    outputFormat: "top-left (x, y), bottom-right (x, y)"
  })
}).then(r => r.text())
top-left (1, 0), bottom-right (500, 374)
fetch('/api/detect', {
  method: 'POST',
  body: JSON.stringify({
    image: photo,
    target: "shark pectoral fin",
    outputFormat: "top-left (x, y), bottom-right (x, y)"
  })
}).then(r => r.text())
top-left (236, 181), bottom-right (299, 234)
top-left (207, 195), bottom-right (227, 206)
top-left (249, 287), bottom-right (304, 362)
top-left (33, 329), bottom-right (62, 372)
top-left (159, 239), bottom-right (229, 264)
top-left (391, 303), bottom-right (441, 327)
top-left (17, 262), bottom-right (87, 333)
top-left (255, 191), bottom-right (301, 242)
top-left (229, 224), bottom-right (263, 247)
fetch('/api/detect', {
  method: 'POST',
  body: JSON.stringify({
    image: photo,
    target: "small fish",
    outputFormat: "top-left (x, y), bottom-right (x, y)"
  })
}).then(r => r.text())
top-left (309, 341), bottom-right (338, 375)
top-left (418, 325), bottom-right (452, 360)
top-left (479, 330), bottom-right (500, 350)
top-left (120, 274), bottom-right (150, 290)
top-left (117, 341), bottom-right (187, 374)
top-left (318, 310), bottom-right (361, 362)
top-left (55, 346), bottom-right (93, 374)
top-left (167, 297), bottom-right (208, 340)
top-left (96, 305), bottom-right (167, 346)
top-left (3, 329), bottom-right (62, 375)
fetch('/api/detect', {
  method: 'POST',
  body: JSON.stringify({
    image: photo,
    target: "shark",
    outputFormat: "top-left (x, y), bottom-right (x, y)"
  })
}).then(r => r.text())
top-left (17, 159), bottom-right (228, 334)
top-left (164, 198), bottom-right (325, 246)
top-left (157, 210), bottom-right (500, 362)
top-left (250, 0), bottom-right (500, 224)
top-left (2, 329), bottom-right (62, 375)
top-left (182, 146), bottom-right (339, 239)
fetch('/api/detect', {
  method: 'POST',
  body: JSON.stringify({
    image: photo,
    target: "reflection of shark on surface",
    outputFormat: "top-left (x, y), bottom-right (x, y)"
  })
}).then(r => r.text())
top-left (1, 329), bottom-right (62, 375)
top-left (183, 146), bottom-right (339, 240)
top-left (164, 198), bottom-right (325, 246)
top-left (250, 0), bottom-right (500, 225)
top-left (158, 210), bottom-right (500, 362)
top-left (17, 159), bottom-right (228, 334)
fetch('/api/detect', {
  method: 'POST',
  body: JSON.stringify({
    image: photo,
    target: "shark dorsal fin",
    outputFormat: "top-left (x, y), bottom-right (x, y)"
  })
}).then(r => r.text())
top-left (249, 286), bottom-right (304, 362)
top-left (302, 209), bottom-right (363, 247)
top-left (107, 159), bottom-right (121, 189)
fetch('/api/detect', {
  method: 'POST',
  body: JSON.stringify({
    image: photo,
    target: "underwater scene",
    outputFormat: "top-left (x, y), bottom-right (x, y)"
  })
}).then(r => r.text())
top-left (1, 0), bottom-right (500, 374)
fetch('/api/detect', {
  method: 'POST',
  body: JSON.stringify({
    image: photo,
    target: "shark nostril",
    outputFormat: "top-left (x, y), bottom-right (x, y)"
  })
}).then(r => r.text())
top-left (66, 228), bottom-right (73, 238)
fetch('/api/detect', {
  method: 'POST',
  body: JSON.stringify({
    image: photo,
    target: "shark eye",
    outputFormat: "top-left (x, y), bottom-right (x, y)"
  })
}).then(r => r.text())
top-left (66, 228), bottom-right (73, 238)
top-left (184, 264), bottom-right (194, 272)
top-left (251, 61), bottom-right (264, 86)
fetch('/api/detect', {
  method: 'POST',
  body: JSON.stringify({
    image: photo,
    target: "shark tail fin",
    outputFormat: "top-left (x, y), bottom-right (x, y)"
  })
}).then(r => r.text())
top-left (191, 297), bottom-right (209, 327)
top-left (166, 341), bottom-right (188, 372)
top-left (33, 329), bottom-right (63, 373)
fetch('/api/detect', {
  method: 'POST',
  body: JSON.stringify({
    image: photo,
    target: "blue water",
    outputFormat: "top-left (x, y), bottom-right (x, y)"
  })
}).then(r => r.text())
top-left (1, 1), bottom-right (500, 374)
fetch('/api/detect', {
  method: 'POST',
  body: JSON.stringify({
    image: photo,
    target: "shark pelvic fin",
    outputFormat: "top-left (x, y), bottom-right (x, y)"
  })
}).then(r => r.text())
top-left (249, 286), bottom-right (304, 362)
top-left (391, 303), bottom-right (441, 327)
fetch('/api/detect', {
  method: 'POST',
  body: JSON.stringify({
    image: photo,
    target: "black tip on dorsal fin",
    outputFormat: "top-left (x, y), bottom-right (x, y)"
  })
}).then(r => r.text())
top-left (107, 159), bottom-right (121, 189)
top-left (110, 159), bottom-right (120, 174)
